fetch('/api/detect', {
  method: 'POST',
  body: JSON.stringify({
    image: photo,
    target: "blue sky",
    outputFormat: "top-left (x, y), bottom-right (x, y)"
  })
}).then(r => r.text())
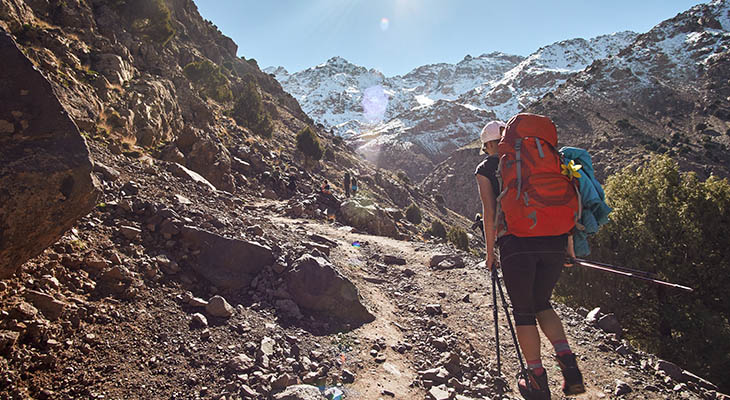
top-left (193, 0), bottom-right (703, 77)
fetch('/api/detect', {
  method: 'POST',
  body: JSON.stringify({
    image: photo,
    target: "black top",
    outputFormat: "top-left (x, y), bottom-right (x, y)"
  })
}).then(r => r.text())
top-left (475, 155), bottom-right (500, 198)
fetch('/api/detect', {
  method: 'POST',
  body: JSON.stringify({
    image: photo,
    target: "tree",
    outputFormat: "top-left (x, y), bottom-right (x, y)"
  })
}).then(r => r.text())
top-left (296, 126), bottom-right (323, 162)
top-left (183, 60), bottom-right (232, 103)
top-left (233, 80), bottom-right (273, 138)
top-left (556, 154), bottom-right (730, 391)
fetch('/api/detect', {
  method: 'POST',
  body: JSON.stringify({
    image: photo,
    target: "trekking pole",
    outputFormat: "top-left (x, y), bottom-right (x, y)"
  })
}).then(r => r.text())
top-left (494, 266), bottom-right (528, 374)
top-left (573, 258), bottom-right (693, 292)
top-left (491, 267), bottom-right (501, 375)
top-left (574, 258), bottom-right (658, 278)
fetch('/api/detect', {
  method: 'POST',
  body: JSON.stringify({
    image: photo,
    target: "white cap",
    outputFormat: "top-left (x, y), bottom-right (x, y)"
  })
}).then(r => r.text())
top-left (480, 121), bottom-right (506, 143)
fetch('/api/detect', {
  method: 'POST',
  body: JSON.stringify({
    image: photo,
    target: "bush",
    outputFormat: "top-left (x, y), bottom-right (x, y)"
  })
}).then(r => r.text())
top-left (296, 126), bottom-right (323, 161)
top-left (447, 226), bottom-right (469, 250)
top-left (120, 0), bottom-right (175, 46)
top-left (556, 154), bottom-right (730, 392)
top-left (183, 60), bottom-right (233, 103)
top-left (405, 204), bottom-right (422, 225)
top-left (427, 220), bottom-right (447, 239)
top-left (233, 80), bottom-right (273, 138)
top-left (324, 147), bottom-right (335, 161)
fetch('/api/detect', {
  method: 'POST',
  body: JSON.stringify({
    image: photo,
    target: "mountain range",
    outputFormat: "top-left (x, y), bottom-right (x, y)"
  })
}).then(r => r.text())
top-left (266, 32), bottom-right (639, 179)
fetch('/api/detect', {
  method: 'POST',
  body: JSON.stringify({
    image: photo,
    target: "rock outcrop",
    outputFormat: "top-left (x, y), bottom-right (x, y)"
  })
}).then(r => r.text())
top-left (340, 198), bottom-right (399, 238)
top-left (0, 29), bottom-right (99, 279)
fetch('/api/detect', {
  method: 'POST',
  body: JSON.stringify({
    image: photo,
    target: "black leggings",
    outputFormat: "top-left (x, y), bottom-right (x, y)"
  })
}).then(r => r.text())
top-left (499, 235), bottom-right (567, 326)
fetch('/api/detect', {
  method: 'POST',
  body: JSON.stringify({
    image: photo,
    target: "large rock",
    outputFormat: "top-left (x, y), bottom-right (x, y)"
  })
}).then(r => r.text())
top-left (340, 198), bottom-right (399, 238)
top-left (285, 255), bottom-right (374, 325)
top-left (180, 226), bottom-right (274, 289)
top-left (273, 385), bottom-right (325, 400)
top-left (0, 30), bottom-right (99, 279)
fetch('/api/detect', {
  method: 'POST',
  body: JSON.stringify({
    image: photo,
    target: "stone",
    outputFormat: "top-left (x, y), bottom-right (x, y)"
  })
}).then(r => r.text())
top-left (585, 307), bottom-right (602, 324)
top-left (0, 330), bottom-right (20, 355)
top-left (285, 255), bottom-right (374, 325)
top-left (92, 162), bottom-right (120, 182)
top-left (275, 299), bottom-right (303, 319)
top-left (598, 313), bottom-right (622, 334)
top-left (426, 304), bottom-right (442, 315)
top-left (655, 359), bottom-right (685, 382)
top-left (273, 384), bottom-right (325, 400)
top-left (383, 255), bottom-right (406, 265)
top-left (302, 241), bottom-right (330, 256)
top-left (10, 301), bottom-right (39, 321)
top-left (0, 30), bottom-right (99, 279)
top-left (181, 226), bottom-right (274, 289)
top-left (24, 290), bottom-right (66, 321)
top-left (169, 162), bottom-right (217, 191)
top-left (271, 373), bottom-right (297, 391)
top-left (341, 369), bottom-right (355, 383)
top-left (119, 225), bottom-right (142, 240)
top-left (432, 337), bottom-right (448, 351)
top-left (340, 198), bottom-right (399, 238)
top-left (428, 384), bottom-right (450, 400)
top-left (206, 295), bottom-right (234, 318)
top-left (420, 367), bottom-right (449, 384)
top-left (615, 380), bottom-right (632, 396)
top-left (228, 353), bottom-right (255, 373)
top-left (429, 254), bottom-right (465, 270)
top-left (191, 313), bottom-right (208, 328)
top-left (189, 297), bottom-right (209, 307)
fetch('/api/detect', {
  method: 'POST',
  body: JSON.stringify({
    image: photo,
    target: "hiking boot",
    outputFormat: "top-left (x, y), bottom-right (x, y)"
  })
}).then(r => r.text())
top-left (556, 353), bottom-right (585, 396)
top-left (517, 369), bottom-right (551, 400)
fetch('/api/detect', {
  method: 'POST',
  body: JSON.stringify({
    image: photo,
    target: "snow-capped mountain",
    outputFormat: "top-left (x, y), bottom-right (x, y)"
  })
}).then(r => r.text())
top-left (423, 0), bottom-right (730, 219)
top-left (266, 33), bottom-right (636, 179)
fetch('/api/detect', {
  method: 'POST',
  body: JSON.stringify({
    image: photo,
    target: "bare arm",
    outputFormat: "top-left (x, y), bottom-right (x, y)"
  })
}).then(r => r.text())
top-left (476, 174), bottom-right (497, 269)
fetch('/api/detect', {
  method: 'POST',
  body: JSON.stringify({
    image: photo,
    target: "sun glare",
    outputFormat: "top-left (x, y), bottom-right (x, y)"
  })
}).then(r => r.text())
top-left (380, 17), bottom-right (390, 31)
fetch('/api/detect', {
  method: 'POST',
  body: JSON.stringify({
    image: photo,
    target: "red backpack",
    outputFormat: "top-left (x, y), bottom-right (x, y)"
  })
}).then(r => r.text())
top-left (496, 113), bottom-right (580, 238)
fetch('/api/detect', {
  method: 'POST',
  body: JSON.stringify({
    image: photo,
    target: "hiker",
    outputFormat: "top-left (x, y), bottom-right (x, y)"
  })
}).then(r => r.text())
top-left (351, 176), bottom-right (358, 197)
top-left (344, 171), bottom-right (351, 198)
top-left (320, 180), bottom-right (331, 195)
top-left (475, 115), bottom-right (585, 399)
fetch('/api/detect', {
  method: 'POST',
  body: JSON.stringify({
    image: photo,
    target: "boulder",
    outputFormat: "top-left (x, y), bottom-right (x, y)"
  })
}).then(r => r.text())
top-left (181, 226), bottom-right (274, 289)
top-left (429, 254), bottom-right (465, 270)
top-left (597, 313), bottom-right (622, 334)
top-left (0, 30), bottom-right (99, 279)
top-left (273, 385), bottom-right (325, 400)
top-left (24, 290), bottom-right (66, 321)
top-left (340, 198), bottom-right (399, 238)
top-left (169, 163), bottom-right (217, 191)
top-left (206, 295), bottom-right (234, 318)
top-left (285, 255), bottom-right (374, 325)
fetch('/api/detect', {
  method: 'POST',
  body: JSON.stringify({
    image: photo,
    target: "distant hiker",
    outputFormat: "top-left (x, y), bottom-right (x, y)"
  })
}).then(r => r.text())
top-left (321, 180), bottom-right (332, 195)
top-left (475, 115), bottom-right (585, 399)
top-left (344, 171), bottom-right (351, 198)
top-left (351, 176), bottom-right (358, 197)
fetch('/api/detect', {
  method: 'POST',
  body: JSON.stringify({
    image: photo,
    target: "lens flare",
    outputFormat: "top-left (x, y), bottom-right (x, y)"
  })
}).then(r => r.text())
top-left (380, 17), bottom-right (390, 31)
top-left (361, 85), bottom-right (388, 123)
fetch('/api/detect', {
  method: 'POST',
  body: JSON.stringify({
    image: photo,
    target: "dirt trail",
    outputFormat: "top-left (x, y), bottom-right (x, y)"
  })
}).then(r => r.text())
top-left (271, 211), bottom-right (702, 400)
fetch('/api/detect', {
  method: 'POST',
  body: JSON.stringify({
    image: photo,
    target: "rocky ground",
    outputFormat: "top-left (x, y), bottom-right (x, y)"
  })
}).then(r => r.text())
top-left (1, 140), bottom-right (726, 400)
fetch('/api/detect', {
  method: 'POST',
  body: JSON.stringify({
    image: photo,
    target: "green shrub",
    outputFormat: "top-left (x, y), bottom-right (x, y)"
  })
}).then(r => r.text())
top-left (556, 154), bottom-right (730, 392)
top-left (233, 80), bottom-right (273, 137)
top-left (121, 0), bottom-right (175, 45)
top-left (296, 126), bottom-right (323, 161)
top-left (447, 226), bottom-right (469, 250)
top-left (183, 60), bottom-right (233, 103)
top-left (405, 204), bottom-right (422, 225)
top-left (427, 219), bottom-right (447, 239)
